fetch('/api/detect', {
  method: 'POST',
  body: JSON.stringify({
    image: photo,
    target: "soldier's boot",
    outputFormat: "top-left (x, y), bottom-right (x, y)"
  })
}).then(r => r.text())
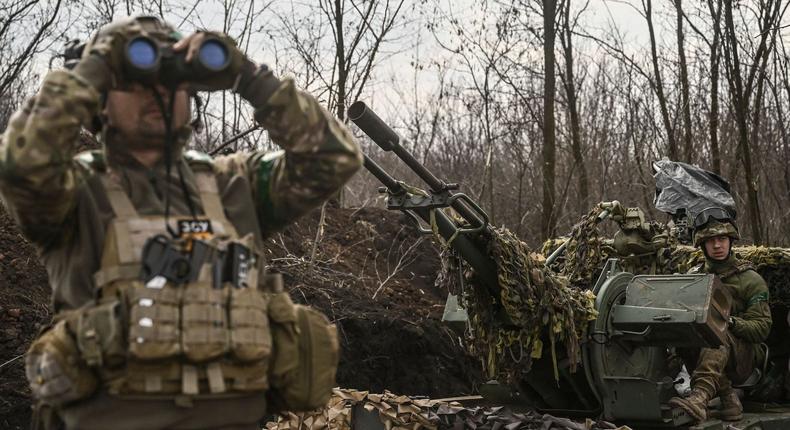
top-left (718, 376), bottom-right (743, 421)
top-left (669, 389), bottom-right (711, 423)
top-left (669, 346), bottom-right (728, 424)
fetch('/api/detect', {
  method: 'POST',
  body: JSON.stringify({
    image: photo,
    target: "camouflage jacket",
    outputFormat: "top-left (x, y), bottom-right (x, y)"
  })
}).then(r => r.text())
top-left (704, 255), bottom-right (772, 344)
top-left (0, 69), bottom-right (362, 313)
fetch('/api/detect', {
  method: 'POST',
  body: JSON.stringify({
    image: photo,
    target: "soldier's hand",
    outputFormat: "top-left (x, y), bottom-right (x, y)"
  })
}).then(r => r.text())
top-left (73, 17), bottom-right (142, 92)
top-left (173, 31), bottom-right (245, 92)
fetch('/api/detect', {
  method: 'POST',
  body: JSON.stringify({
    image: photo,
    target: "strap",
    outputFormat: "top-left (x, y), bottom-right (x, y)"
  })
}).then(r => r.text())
top-left (207, 362), bottom-right (227, 394)
top-left (99, 172), bottom-right (138, 219)
top-left (76, 313), bottom-right (103, 367)
top-left (193, 171), bottom-right (238, 238)
top-left (182, 364), bottom-right (199, 395)
top-left (737, 261), bottom-right (756, 274)
top-left (145, 374), bottom-right (163, 393)
top-left (719, 262), bottom-right (756, 279)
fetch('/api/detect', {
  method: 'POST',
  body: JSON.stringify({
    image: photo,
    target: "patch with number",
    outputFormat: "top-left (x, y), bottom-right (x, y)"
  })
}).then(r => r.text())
top-left (177, 219), bottom-right (214, 240)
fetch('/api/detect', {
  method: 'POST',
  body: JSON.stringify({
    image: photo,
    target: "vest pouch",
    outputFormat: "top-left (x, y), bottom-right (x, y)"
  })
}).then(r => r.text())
top-left (268, 292), bottom-right (339, 412)
top-left (126, 280), bottom-right (181, 360)
top-left (229, 286), bottom-right (272, 362)
top-left (26, 320), bottom-right (98, 407)
top-left (182, 281), bottom-right (229, 362)
top-left (75, 300), bottom-right (126, 369)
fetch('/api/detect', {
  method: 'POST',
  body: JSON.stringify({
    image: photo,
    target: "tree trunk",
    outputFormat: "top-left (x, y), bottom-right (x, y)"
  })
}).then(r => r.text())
top-left (722, 0), bottom-right (765, 243)
top-left (334, 0), bottom-right (347, 122)
top-left (644, 0), bottom-right (677, 159)
top-left (330, 0), bottom-right (346, 207)
top-left (707, 0), bottom-right (723, 174)
top-left (674, 0), bottom-right (693, 163)
top-left (541, 0), bottom-right (558, 240)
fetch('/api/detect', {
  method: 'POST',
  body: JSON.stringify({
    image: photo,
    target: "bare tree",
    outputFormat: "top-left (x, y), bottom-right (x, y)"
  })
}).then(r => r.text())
top-left (541, 0), bottom-right (558, 240)
top-left (706, 0), bottom-right (724, 174)
top-left (558, 0), bottom-right (589, 213)
top-left (673, 0), bottom-right (693, 163)
top-left (272, 0), bottom-right (406, 121)
top-left (0, 0), bottom-right (63, 103)
top-left (721, 0), bottom-right (785, 243)
top-left (643, 0), bottom-right (677, 160)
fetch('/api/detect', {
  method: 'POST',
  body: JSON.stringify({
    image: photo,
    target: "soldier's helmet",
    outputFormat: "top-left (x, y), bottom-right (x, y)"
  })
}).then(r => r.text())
top-left (692, 207), bottom-right (740, 247)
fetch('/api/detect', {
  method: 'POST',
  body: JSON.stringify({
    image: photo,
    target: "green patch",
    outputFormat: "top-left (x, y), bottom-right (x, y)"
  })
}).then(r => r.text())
top-left (748, 291), bottom-right (769, 307)
top-left (256, 155), bottom-right (286, 229)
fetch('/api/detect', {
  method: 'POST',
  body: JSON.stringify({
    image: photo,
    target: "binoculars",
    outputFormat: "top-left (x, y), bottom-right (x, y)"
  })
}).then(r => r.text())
top-left (123, 35), bottom-right (230, 87)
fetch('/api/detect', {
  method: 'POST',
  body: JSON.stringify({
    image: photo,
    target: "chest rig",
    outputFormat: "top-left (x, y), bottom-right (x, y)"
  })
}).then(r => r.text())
top-left (78, 167), bottom-right (274, 398)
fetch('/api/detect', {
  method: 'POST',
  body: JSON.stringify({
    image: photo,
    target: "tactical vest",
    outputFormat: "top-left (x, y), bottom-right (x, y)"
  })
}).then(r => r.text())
top-left (26, 160), bottom-right (339, 411)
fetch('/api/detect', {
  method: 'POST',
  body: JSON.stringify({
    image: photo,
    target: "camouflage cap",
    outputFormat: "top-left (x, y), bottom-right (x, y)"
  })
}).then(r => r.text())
top-left (83, 16), bottom-right (181, 56)
top-left (693, 220), bottom-right (740, 247)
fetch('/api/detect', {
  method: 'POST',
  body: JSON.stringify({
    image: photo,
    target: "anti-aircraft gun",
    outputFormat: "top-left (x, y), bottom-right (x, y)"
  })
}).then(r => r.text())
top-left (351, 102), bottom-right (790, 429)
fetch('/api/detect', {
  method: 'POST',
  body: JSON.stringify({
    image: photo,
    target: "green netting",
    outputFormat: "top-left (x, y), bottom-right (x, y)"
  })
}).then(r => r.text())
top-left (438, 227), bottom-right (597, 383)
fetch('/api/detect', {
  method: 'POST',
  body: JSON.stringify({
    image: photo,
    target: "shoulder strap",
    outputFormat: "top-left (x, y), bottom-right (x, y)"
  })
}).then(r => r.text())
top-left (193, 170), bottom-right (238, 238)
top-left (736, 261), bottom-right (756, 273)
top-left (184, 151), bottom-right (227, 221)
top-left (717, 260), bottom-right (755, 279)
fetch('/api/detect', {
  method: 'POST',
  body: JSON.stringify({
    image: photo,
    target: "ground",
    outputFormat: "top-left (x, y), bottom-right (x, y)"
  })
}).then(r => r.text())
top-left (0, 204), bottom-right (481, 429)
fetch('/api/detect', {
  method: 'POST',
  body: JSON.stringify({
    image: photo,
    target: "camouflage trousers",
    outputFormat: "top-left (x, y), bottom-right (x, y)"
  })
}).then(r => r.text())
top-left (679, 332), bottom-right (756, 398)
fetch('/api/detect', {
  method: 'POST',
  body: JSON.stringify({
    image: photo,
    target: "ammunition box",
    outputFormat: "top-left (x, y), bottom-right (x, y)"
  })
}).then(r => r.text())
top-left (610, 274), bottom-right (731, 348)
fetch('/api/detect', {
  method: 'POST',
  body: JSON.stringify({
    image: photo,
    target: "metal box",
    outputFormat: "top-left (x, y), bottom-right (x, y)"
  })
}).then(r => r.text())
top-left (610, 274), bottom-right (731, 348)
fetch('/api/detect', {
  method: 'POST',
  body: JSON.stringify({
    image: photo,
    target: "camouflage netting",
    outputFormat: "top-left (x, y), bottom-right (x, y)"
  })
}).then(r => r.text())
top-left (547, 229), bottom-right (790, 304)
top-left (543, 204), bottom-right (790, 305)
top-left (265, 388), bottom-right (631, 429)
top-left (437, 227), bottom-right (597, 383)
top-left (547, 207), bottom-right (606, 287)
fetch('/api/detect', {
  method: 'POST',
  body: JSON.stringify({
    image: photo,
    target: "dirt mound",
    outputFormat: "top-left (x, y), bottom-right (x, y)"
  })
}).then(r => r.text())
top-left (269, 206), bottom-right (481, 396)
top-left (0, 204), bottom-right (480, 428)
top-left (0, 207), bottom-right (51, 430)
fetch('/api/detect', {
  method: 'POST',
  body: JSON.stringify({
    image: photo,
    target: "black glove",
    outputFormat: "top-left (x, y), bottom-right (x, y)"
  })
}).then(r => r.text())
top-left (234, 60), bottom-right (283, 108)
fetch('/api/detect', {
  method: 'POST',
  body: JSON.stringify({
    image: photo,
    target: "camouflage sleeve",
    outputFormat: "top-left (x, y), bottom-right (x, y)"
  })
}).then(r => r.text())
top-left (248, 79), bottom-right (362, 237)
top-left (0, 70), bottom-right (99, 245)
top-left (730, 271), bottom-right (772, 343)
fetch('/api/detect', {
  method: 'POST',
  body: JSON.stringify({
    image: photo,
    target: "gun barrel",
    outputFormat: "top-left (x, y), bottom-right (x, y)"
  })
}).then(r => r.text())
top-left (363, 154), bottom-right (405, 195)
top-left (348, 102), bottom-right (398, 151)
top-left (349, 101), bottom-right (486, 228)
top-left (349, 101), bottom-right (445, 193)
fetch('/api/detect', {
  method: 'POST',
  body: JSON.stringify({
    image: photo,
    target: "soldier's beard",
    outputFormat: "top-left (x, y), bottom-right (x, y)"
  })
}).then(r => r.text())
top-left (103, 90), bottom-right (191, 156)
